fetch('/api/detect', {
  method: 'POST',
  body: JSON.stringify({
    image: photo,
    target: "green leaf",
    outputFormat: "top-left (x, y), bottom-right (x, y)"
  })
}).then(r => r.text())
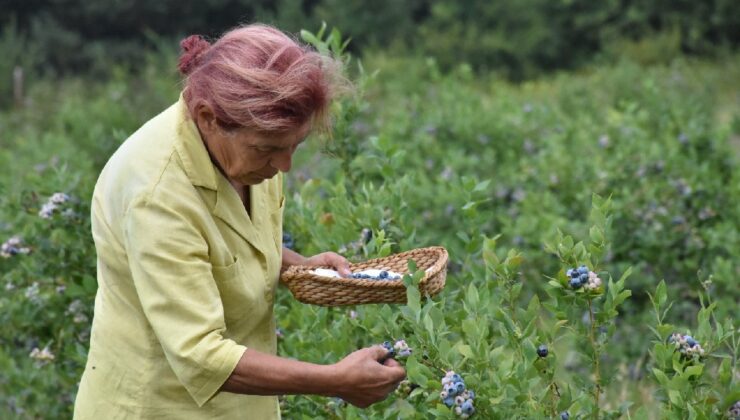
top-left (589, 225), bottom-right (604, 244)
top-left (473, 179), bottom-right (491, 192)
top-left (614, 290), bottom-right (632, 307)
top-left (406, 286), bottom-right (421, 316)
top-left (548, 280), bottom-right (563, 289)
top-left (405, 357), bottom-right (428, 387)
top-left (466, 284), bottom-right (480, 308)
top-left (668, 389), bottom-right (684, 406)
top-left (655, 280), bottom-right (667, 308)
top-left (684, 364), bottom-right (703, 379)
top-left (424, 313), bottom-right (434, 338)
top-left (457, 343), bottom-right (475, 359)
top-left (653, 368), bottom-right (670, 387)
top-left (299, 30), bottom-right (321, 49)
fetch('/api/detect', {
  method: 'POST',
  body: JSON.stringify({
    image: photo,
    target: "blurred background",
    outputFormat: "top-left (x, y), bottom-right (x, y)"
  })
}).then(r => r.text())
top-left (2, 0), bottom-right (739, 92)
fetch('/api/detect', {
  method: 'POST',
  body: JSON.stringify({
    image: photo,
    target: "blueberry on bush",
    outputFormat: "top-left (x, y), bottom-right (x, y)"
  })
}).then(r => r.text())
top-left (282, 232), bottom-right (295, 250)
top-left (537, 344), bottom-right (548, 358)
top-left (380, 339), bottom-right (413, 360)
top-left (668, 333), bottom-right (706, 359)
top-left (440, 371), bottom-right (475, 418)
top-left (560, 411), bottom-right (570, 420)
top-left (1, 236), bottom-right (31, 258)
top-left (566, 265), bottom-right (602, 291)
top-left (728, 401), bottom-right (740, 419)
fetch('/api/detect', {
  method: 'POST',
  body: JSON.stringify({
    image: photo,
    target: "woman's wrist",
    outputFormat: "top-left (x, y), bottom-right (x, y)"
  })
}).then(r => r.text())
top-left (281, 247), bottom-right (309, 271)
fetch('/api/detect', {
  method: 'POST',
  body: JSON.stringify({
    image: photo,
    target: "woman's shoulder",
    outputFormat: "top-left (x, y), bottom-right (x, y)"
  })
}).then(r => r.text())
top-left (92, 101), bottom-right (200, 215)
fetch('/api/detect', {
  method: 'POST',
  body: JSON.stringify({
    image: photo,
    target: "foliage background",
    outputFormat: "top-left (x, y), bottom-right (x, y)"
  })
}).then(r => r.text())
top-left (0, 1), bottom-right (739, 418)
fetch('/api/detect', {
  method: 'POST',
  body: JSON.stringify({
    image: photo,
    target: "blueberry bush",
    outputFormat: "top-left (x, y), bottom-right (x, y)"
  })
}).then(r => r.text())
top-left (1, 26), bottom-right (738, 418)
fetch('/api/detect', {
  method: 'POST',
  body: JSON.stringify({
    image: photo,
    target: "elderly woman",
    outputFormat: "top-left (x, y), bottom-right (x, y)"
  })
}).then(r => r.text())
top-left (73, 24), bottom-right (406, 419)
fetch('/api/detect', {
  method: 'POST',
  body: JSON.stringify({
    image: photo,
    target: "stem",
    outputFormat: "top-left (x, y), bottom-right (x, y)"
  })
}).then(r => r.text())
top-left (588, 298), bottom-right (601, 419)
top-left (549, 381), bottom-right (561, 416)
top-left (419, 355), bottom-right (449, 375)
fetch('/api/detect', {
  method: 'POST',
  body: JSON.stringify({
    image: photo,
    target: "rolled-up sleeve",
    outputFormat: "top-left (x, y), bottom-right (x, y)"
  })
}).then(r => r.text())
top-left (124, 193), bottom-right (246, 407)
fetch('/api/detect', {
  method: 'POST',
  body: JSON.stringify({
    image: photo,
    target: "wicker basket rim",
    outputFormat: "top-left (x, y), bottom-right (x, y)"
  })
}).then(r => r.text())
top-left (281, 246), bottom-right (448, 289)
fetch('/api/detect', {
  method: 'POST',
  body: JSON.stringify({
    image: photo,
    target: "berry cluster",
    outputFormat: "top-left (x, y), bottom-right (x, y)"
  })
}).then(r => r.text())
top-left (1, 236), bottom-right (31, 258)
top-left (39, 192), bottom-right (72, 219)
top-left (381, 340), bottom-right (412, 359)
top-left (440, 371), bottom-right (475, 418)
top-left (350, 269), bottom-right (402, 280)
top-left (668, 333), bottom-right (706, 359)
top-left (566, 265), bottom-right (602, 291)
top-left (29, 346), bottom-right (55, 364)
top-left (395, 379), bottom-right (419, 396)
top-left (728, 401), bottom-right (740, 419)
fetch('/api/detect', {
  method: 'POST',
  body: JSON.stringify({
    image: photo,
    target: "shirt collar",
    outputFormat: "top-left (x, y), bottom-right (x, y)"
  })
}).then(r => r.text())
top-left (173, 94), bottom-right (219, 191)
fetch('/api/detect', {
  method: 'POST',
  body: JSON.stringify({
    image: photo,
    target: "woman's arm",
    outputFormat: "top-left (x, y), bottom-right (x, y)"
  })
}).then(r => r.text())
top-left (281, 246), bottom-right (309, 272)
top-left (281, 247), bottom-right (352, 277)
top-left (221, 346), bottom-right (406, 408)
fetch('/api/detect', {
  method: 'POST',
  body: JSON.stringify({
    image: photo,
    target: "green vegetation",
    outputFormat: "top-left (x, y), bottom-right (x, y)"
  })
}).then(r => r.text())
top-left (1, 19), bottom-right (739, 419)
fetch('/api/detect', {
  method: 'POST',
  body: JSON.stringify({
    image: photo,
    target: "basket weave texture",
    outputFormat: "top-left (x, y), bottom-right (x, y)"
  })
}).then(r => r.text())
top-left (281, 246), bottom-right (448, 306)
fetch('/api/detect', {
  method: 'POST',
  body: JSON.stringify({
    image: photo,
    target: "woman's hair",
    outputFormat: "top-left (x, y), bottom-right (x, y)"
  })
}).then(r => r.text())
top-left (178, 24), bottom-right (342, 135)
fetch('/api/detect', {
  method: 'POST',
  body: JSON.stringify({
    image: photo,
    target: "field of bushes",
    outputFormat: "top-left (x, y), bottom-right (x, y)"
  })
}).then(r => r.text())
top-left (1, 26), bottom-right (739, 418)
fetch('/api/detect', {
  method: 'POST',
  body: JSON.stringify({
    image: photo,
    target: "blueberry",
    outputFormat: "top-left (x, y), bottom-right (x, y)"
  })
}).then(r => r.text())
top-left (560, 411), bottom-right (570, 420)
top-left (282, 232), bottom-right (295, 250)
top-left (442, 396), bottom-right (455, 407)
top-left (379, 271), bottom-right (388, 279)
top-left (454, 382), bottom-right (465, 394)
top-left (360, 228), bottom-right (372, 244)
top-left (451, 373), bottom-right (462, 383)
top-left (461, 399), bottom-right (475, 414)
top-left (537, 345), bottom-right (548, 358)
top-left (578, 265), bottom-right (588, 275)
top-left (685, 336), bottom-right (697, 347)
top-left (579, 273), bottom-right (589, 282)
top-left (569, 279), bottom-right (583, 289)
top-left (448, 384), bottom-right (461, 397)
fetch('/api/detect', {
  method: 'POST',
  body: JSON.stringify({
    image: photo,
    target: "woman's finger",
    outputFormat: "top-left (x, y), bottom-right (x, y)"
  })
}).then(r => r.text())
top-left (325, 252), bottom-right (351, 277)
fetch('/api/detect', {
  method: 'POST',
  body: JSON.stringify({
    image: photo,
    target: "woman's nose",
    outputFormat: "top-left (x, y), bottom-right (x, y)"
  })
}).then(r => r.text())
top-left (270, 149), bottom-right (293, 172)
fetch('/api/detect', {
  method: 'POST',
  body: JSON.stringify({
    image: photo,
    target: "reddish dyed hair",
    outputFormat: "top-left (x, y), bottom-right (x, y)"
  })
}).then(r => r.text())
top-left (178, 24), bottom-right (341, 135)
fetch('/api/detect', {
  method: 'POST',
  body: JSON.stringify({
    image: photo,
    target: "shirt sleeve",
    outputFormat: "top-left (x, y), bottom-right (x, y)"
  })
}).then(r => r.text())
top-left (123, 192), bottom-right (246, 407)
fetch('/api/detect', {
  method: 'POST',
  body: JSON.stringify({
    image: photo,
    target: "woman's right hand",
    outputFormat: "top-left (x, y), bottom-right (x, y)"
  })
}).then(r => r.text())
top-left (330, 345), bottom-right (407, 408)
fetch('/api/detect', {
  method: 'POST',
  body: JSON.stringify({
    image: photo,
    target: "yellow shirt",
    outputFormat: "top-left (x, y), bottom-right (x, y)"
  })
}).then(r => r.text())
top-left (74, 96), bottom-right (284, 419)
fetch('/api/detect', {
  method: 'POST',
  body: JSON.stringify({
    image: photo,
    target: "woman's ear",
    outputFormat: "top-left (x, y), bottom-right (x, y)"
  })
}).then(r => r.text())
top-left (194, 103), bottom-right (218, 136)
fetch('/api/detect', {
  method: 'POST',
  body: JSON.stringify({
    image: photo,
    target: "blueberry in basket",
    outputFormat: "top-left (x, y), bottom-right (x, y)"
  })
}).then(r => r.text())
top-left (311, 268), bottom-right (402, 280)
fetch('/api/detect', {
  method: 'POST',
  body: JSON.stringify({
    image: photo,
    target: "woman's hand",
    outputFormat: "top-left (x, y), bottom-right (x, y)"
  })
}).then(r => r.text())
top-left (304, 252), bottom-right (352, 277)
top-left (330, 346), bottom-right (407, 408)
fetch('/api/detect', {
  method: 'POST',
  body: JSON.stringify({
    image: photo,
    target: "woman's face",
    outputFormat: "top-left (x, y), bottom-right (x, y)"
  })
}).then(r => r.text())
top-left (195, 105), bottom-right (310, 187)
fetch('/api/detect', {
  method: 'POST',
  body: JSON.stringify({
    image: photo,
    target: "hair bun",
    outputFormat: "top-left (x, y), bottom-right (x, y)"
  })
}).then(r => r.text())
top-left (178, 35), bottom-right (211, 76)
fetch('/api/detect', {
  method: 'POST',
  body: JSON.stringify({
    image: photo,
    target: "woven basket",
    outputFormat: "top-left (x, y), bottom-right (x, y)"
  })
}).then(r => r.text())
top-left (281, 246), bottom-right (448, 307)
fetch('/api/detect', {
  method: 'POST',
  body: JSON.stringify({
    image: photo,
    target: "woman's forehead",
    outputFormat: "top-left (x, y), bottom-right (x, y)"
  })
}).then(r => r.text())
top-left (244, 123), bottom-right (312, 147)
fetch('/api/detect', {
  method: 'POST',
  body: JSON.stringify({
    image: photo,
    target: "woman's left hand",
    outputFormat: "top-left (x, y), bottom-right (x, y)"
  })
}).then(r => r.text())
top-left (305, 252), bottom-right (352, 277)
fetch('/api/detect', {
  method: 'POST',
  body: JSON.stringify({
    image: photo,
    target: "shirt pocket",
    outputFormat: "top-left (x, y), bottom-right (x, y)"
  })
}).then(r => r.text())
top-left (211, 256), bottom-right (268, 329)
